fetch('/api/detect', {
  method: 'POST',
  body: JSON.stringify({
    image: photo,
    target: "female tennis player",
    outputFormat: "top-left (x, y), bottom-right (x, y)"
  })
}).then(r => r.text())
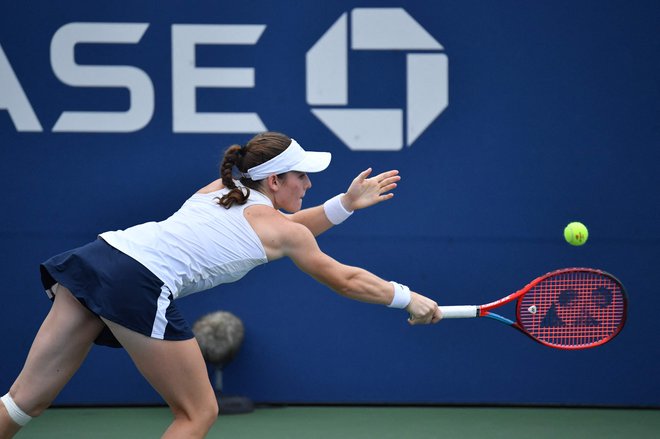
top-left (0, 132), bottom-right (441, 439)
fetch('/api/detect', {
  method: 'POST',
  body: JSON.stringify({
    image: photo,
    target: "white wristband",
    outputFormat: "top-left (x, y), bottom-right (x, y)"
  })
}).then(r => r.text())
top-left (323, 193), bottom-right (353, 225)
top-left (388, 281), bottom-right (412, 309)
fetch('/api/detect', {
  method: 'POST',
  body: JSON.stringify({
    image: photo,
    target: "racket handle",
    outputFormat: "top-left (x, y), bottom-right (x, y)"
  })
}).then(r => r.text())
top-left (439, 305), bottom-right (479, 319)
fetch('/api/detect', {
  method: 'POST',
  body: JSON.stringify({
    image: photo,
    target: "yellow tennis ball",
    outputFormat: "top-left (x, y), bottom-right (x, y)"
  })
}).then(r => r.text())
top-left (564, 221), bottom-right (589, 246)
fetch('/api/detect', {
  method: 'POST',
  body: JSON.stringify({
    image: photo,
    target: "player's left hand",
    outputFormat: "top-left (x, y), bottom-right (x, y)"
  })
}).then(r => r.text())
top-left (341, 168), bottom-right (400, 211)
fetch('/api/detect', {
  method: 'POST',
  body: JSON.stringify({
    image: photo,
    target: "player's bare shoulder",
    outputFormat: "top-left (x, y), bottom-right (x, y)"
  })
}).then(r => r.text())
top-left (244, 204), bottom-right (312, 261)
top-left (196, 179), bottom-right (224, 194)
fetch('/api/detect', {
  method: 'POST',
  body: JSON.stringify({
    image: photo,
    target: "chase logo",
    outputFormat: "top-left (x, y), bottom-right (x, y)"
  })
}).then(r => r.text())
top-left (306, 8), bottom-right (448, 151)
top-left (1, 7), bottom-right (447, 150)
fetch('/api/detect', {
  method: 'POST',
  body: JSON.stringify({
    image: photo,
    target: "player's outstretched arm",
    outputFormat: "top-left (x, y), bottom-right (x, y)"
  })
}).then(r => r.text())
top-left (287, 168), bottom-right (400, 236)
top-left (282, 222), bottom-right (440, 324)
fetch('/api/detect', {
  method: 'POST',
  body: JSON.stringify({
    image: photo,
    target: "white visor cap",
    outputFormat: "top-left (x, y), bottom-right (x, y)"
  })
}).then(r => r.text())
top-left (245, 139), bottom-right (331, 181)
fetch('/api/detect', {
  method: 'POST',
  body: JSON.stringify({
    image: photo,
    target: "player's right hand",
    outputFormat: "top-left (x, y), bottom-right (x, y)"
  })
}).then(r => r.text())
top-left (406, 292), bottom-right (442, 325)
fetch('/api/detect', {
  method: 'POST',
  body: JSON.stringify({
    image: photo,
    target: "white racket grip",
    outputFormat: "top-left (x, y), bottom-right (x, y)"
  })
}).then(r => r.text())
top-left (440, 305), bottom-right (479, 319)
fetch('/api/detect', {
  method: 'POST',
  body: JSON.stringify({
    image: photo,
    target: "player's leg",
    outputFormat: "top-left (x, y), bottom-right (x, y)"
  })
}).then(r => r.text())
top-left (101, 318), bottom-right (218, 439)
top-left (0, 286), bottom-right (104, 438)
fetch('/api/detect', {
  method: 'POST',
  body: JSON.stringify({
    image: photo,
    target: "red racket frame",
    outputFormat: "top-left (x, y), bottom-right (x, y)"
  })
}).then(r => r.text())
top-left (443, 268), bottom-right (628, 350)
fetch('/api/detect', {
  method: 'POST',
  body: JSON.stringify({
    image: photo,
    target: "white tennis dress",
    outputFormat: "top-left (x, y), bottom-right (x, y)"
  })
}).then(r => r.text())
top-left (100, 188), bottom-right (272, 300)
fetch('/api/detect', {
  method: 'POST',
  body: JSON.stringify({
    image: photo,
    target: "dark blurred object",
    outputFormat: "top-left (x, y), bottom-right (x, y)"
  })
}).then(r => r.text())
top-left (193, 311), bottom-right (254, 415)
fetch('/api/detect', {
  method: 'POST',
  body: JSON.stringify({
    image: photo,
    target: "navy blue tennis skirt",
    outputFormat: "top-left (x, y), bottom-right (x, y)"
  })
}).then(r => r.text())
top-left (40, 238), bottom-right (194, 348)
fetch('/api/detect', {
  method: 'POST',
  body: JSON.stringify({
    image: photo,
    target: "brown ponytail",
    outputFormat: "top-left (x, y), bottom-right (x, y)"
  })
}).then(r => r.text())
top-left (217, 144), bottom-right (249, 208)
top-left (217, 132), bottom-right (291, 208)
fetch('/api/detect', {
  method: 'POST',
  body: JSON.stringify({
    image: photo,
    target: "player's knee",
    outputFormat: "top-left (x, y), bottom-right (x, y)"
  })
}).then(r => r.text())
top-left (172, 396), bottom-right (218, 431)
top-left (198, 397), bottom-right (219, 426)
top-left (1, 392), bottom-right (41, 426)
top-left (25, 399), bottom-right (50, 418)
top-left (7, 385), bottom-right (54, 418)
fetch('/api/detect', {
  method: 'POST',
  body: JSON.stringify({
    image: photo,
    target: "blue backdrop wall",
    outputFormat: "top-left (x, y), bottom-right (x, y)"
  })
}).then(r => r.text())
top-left (1, 0), bottom-right (659, 407)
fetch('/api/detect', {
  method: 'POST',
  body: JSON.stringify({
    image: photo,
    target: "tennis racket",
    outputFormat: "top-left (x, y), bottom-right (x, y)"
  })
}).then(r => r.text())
top-left (440, 268), bottom-right (627, 350)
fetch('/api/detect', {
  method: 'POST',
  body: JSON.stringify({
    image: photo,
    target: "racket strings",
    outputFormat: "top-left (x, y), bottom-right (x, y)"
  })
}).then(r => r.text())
top-left (518, 271), bottom-right (626, 348)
